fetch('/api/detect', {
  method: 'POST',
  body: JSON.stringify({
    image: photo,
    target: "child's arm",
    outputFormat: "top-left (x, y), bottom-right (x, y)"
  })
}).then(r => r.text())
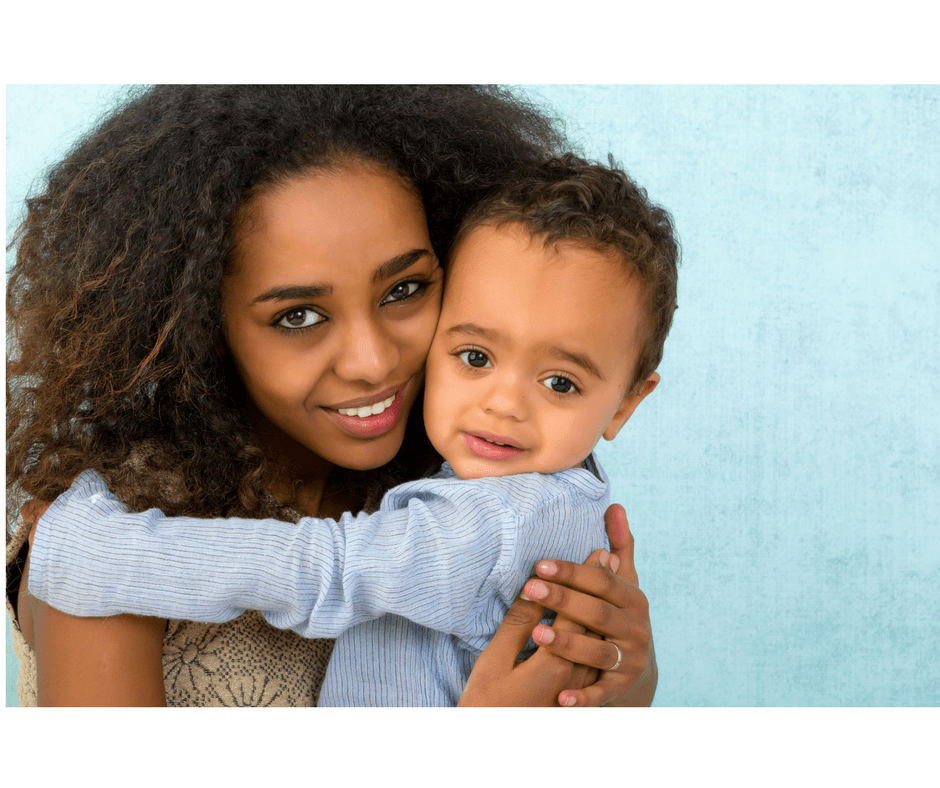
top-left (28, 470), bottom-right (604, 645)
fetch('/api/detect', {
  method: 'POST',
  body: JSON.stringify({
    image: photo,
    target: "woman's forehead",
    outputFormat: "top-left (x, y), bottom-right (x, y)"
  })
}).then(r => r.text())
top-left (226, 164), bottom-right (432, 292)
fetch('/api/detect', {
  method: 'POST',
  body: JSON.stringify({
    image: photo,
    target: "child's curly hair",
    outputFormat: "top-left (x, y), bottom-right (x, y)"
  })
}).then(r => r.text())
top-left (452, 152), bottom-right (680, 391)
top-left (6, 85), bottom-right (567, 526)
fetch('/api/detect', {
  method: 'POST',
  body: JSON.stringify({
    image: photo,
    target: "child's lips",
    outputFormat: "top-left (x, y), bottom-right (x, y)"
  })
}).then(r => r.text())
top-left (466, 430), bottom-right (523, 449)
top-left (463, 431), bottom-right (526, 460)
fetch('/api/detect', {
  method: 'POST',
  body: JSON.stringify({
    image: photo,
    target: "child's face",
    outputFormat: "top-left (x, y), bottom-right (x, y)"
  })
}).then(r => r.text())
top-left (424, 222), bottom-right (659, 480)
top-left (221, 162), bottom-right (443, 475)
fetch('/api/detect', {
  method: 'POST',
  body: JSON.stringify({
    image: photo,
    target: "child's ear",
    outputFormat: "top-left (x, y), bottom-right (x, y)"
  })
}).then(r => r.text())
top-left (602, 372), bottom-right (660, 441)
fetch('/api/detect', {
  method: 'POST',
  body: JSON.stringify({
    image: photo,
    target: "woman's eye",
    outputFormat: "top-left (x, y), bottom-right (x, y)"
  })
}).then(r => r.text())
top-left (383, 281), bottom-right (422, 304)
top-left (277, 308), bottom-right (323, 330)
top-left (458, 349), bottom-right (491, 369)
top-left (543, 375), bottom-right (578, 394)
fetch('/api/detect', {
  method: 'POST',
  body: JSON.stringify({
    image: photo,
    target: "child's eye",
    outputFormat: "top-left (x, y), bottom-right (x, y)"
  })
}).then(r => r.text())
top-left (542, 375), bottom-right (579, 394)
top-left (382, 280), bottom-right (425, 305)
top-left (275, 307), bottom-right (325, 331)
top-left (457, 349), bottom-right (491, 368)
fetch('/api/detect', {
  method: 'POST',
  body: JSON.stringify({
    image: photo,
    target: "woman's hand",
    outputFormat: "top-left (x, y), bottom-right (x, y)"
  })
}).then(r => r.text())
top-left (525, 503), bottom-right (656, 706)
top-left (459, 504), bottom-right (656, 706)
top-left (458, 593), bottom-right (603, 706)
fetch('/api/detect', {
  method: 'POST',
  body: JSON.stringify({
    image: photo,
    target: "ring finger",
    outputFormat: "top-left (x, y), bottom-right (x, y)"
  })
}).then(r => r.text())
top-left (532, 624), bottom-right (624, 672)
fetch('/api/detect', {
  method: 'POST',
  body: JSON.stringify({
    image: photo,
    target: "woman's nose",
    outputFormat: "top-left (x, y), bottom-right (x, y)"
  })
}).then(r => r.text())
top-left (332, 316), bottom-right (399, 385)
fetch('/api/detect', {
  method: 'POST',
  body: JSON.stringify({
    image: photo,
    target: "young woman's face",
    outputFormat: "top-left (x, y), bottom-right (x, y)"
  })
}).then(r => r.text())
top-left (221, 162), bottom-right (443, 474)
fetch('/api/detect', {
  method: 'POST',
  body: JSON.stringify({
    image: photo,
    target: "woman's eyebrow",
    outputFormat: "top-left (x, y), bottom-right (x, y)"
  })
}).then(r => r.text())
top-left (371, 249), bottom-right (432, 284)
top-left (252, 249), bottom-right (432, 304)
top-left (253, 284), bottom-right (331, 303)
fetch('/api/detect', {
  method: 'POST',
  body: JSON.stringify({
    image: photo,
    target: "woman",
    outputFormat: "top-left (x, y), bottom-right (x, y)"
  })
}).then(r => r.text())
top-left (7, 85), bottom-right (655, 706)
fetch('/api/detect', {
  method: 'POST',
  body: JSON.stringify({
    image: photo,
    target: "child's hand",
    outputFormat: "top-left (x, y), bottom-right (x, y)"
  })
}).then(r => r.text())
top-left (523, 504), bottom-right (656, 706)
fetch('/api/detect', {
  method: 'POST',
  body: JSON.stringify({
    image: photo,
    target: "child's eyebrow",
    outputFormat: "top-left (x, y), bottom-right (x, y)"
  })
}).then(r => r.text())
top-left (252, 248), bottom-right (433, 303)
top-left (542, 346), bottom-right (605, 381)
top-left (445, 323), bottom-right (605, 381)
top-left (445, 323), bottom-right (500, 343)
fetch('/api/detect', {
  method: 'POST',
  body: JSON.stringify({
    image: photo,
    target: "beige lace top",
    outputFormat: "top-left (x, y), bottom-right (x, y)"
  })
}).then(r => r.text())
top-left (6, 513), bottom-right (335, 707)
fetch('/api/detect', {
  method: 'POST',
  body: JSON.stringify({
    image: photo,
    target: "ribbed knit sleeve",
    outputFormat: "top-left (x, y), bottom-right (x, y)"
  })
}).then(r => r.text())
top-left (29, 466), bottom-right (609, 644)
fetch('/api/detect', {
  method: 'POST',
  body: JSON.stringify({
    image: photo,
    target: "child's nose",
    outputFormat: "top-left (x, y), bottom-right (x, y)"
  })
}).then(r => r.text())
top-left (482, 377), bottom-right (528, 421)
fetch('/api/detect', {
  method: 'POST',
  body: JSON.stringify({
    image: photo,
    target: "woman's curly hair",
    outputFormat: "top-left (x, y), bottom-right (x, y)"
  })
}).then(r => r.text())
top-left (6, 85), bottom-right (568, 527)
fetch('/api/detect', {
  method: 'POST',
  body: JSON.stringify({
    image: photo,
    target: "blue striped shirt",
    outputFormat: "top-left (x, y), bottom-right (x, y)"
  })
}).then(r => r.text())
top-left (29, 459), bottom-right (609, 706)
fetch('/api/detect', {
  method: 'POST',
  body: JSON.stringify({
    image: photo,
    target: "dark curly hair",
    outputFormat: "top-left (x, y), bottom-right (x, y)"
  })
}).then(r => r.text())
top-left (452, 152), bottom-right (679, 391)
top-left (6, 85), bottom-right (568, 527)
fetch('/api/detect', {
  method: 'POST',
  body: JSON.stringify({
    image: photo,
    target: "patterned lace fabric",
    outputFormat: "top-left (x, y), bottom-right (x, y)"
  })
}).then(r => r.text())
top-left (161, 612), bottom-right (333, 707)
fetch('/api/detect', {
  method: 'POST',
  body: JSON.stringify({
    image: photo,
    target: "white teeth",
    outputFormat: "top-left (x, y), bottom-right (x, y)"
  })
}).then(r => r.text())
top-left (338, 395), bottom-right (394, 418)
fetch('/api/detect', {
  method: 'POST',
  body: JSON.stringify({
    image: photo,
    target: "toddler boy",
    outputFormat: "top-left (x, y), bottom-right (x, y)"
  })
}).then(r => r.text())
top-left (28, 154), bottom-right (679, 705)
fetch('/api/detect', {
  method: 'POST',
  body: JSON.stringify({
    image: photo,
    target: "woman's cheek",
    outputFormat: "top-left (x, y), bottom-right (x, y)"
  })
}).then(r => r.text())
top-left (405, 303), bottom-right (443, 372)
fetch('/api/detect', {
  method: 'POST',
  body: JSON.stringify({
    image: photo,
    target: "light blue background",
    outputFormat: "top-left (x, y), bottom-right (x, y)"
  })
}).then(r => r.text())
top-left (6, 85), bottom-right (939, 706)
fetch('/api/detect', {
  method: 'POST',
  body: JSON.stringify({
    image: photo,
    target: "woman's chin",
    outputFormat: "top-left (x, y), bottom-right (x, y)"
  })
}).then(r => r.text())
top-left (341, 456), bottom-right (396, 472)
top-left (329, 433), bottom-right (406, 472)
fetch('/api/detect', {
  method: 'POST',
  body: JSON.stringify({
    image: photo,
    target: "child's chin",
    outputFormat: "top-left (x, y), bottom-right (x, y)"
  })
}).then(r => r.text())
top-left (452, 461), bottom-right (517, 481)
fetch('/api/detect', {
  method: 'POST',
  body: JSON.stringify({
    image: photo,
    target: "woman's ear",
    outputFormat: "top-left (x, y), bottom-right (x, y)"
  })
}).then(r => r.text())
top-left (602, 372), bottom-right (660, 441)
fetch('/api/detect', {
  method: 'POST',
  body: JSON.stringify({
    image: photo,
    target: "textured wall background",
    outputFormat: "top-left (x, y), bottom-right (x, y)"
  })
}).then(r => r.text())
top-left (6, 85), bottom-right (939, 706)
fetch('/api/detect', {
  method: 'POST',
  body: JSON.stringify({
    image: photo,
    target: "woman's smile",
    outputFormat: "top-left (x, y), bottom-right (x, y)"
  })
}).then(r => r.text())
top-left (322, 383), bottom-right (410, 439)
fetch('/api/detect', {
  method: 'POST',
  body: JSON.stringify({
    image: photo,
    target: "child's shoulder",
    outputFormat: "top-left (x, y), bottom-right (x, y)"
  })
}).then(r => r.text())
top-left (381, 457), bottom-right (609, 516)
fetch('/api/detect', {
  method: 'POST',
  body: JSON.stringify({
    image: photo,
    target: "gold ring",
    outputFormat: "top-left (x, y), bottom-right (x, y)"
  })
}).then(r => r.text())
top-left (607, 642), bottom-right (623, 671)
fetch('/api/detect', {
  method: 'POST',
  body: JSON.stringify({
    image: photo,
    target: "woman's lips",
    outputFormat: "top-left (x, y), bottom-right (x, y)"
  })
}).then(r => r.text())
top-left (328, 385), bottom-right (401, 412)
top-left (324, 385), bottom-right (406, 439)
top-left (463, 432), bottom-right (526, 461)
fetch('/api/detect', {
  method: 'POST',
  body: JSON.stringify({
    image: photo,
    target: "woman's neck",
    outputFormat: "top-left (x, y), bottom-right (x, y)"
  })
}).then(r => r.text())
top-left (266, 468), bottom-right (363, 519)
top-left (266, 474), bottom-right (327, 517)
top-left (251, 416), bottom-right (334, 517)
top-left (251, 419), bottom-right (367, 518)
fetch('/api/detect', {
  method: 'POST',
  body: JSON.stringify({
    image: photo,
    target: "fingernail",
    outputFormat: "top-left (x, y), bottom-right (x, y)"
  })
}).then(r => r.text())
top-left (524, 579), bottom-right (549, 600)
top-left (520, 592), bottom-right (532, 601)
top-left (536, 560), bottom-right (557, 577)
top-left (599, 550), bottom-right (609, 568)
top-left (533, 625), bottom-right (554, 645)
top-left (560, 693), bottom-right (577, 707)
top-left (609, 554), bottom-right (620, 573)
